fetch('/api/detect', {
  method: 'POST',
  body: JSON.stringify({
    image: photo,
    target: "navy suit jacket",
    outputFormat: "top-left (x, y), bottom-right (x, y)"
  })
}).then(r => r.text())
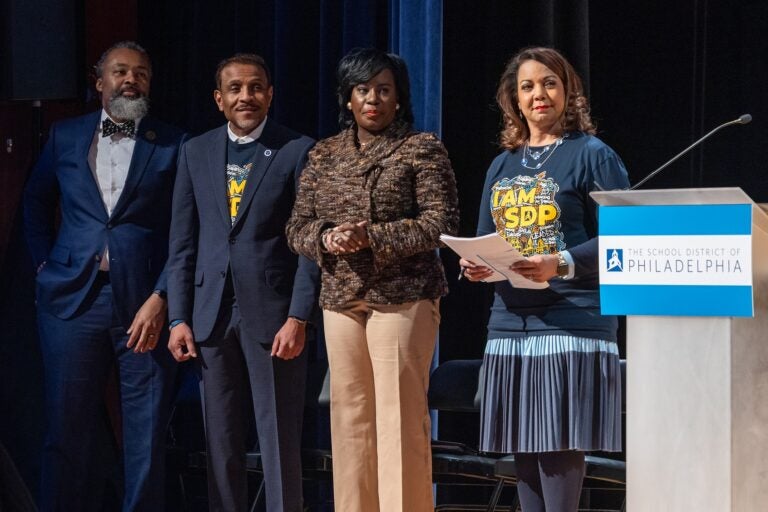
top-left (167, 119), bottom-right (319, 343)
top-left (24, 111), bottom-right (187, 327)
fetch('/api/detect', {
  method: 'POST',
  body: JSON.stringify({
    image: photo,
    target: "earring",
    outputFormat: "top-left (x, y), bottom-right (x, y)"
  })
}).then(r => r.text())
top-left (518, 110), bottom-right (524, 121)
top-left (346, 102), bottom-right (352, 110)
top-left (396, 104), bottom-right (400, 110)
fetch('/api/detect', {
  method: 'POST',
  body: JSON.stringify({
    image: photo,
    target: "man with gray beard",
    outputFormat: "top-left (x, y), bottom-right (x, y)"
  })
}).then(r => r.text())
top-left (24, 41), bottom-right (186, 511)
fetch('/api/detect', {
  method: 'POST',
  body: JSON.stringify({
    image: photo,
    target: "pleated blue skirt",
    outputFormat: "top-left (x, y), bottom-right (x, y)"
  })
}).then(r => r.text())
top-left (479, 335), bottom-right (622, 453)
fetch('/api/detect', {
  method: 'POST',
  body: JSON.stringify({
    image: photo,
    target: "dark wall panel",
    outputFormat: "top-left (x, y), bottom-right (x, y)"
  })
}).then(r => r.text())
top-left (589, 0), bottom-right (767, 199)
top-left (588, 1), bottom-right (698, 187)
top-left (0, 0), bottom-right (80, 100)
top-left (698, 1), bottom-right (768, 199)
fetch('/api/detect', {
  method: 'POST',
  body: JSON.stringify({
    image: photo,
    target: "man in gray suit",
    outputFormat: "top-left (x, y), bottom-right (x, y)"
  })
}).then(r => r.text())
top-left (166, 53), bottom-right (318, 512)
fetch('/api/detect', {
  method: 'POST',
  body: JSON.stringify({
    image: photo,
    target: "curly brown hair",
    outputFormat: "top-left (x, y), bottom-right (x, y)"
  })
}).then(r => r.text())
top-left (497, 47), bottom-right (595, 150)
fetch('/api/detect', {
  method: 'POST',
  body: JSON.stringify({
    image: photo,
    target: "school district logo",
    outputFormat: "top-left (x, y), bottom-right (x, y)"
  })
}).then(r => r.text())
top-left (606, 249), bottom-right (623, 272)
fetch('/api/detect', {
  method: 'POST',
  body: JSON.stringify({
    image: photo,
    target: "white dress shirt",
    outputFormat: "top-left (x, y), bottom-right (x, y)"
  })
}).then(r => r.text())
top-left (87, 110), bottom-right (142, 271)
top-left (227, 116), bottom-right (267, 144)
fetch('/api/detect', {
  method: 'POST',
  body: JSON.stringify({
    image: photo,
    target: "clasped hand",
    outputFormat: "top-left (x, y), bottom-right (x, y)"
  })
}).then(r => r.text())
top-left (324, 221), bottom-right (370, 255)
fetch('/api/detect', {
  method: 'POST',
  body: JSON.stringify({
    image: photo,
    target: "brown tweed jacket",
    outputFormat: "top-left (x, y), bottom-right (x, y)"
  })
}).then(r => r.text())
top-left (286, 123), bottom-right (459, 311)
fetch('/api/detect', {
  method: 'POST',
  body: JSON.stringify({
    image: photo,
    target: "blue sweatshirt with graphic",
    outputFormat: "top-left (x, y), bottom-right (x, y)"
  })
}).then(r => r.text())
top-left (477, 132), bottom-right (630, 342)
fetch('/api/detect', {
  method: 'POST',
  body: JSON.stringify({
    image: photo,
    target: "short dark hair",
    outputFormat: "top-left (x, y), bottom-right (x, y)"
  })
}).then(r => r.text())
top-left (215, 53), bottom-right (272, 89)
top-left (94, 41), bottom-right (151, 78)
top-left (497, 46), bottom-right (595, 150)
top-left (336, 48), bottom-right (414, 129)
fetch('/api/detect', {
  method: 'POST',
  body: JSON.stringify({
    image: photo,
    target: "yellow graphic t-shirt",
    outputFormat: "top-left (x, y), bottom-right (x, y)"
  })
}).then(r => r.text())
top-left (490, 172), bottom-right (564, 255)
top-left (226, 162), bottom-right (252, 225)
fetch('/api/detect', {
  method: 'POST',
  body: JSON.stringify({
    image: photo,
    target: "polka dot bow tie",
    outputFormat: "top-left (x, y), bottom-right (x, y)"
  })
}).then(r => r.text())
top-left (102, 118), bottom-right (136, 138)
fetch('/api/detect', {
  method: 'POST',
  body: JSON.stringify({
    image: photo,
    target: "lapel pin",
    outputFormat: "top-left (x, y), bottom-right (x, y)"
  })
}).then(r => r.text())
top-left (145, 130), bottom-right (156, 141)
top-left (264, 149), bottom-right (272, 157)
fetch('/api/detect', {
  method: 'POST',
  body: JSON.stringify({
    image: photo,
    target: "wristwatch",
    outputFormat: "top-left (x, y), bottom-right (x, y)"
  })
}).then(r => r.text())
top-left (556, 253), bottom-right (569, 278)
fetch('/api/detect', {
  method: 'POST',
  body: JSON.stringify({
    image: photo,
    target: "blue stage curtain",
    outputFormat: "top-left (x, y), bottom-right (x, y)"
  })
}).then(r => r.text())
top-left (272, 0), bottom-right (387, 139)
top-left (388, 0), bottom-right (443, 135)
top-left (388, 0), bottom-right (445, 445)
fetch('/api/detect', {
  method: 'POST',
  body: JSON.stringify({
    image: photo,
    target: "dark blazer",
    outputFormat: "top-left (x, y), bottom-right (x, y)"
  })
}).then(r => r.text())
top-left (167, 118), bottom-right (318, 343)
top-left (24, 111), bottom-right (186, 326)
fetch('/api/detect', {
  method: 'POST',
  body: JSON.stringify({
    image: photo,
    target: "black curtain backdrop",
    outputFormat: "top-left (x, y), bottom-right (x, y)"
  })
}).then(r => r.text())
top-left (589, 0), bottom-right (768, 195)
top-left (2, 0), bottom-right (767, 507)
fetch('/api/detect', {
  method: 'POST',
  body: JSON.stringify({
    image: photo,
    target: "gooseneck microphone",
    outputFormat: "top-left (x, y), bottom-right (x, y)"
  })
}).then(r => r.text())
top-left (629, 114), bottom-right (753, 190)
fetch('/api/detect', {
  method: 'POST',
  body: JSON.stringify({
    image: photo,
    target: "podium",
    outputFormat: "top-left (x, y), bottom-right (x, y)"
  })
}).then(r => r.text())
top-left (591, 187), bottom-right (768, 511)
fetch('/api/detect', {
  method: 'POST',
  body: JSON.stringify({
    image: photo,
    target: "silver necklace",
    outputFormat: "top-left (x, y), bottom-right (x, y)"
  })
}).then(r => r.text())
top-left (526, 143), bottom-right (553, 161)
top-left (521, 133), bottom-right (568, 170)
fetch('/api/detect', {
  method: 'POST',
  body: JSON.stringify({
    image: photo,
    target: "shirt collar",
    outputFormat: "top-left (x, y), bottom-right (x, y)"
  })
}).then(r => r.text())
top-left (227, 116), bottom-right (267, 144)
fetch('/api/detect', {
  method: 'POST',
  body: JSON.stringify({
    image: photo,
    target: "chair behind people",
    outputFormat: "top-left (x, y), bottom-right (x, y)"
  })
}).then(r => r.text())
top-left (300, 357), bottom-right (334, 509)
top-left (428, 359), bottom-right (514, 512)
top-left (165, 367), bottom-right (206, 511)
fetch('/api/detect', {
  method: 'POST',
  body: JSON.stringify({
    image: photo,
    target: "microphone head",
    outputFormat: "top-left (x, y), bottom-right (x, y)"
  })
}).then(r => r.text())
top-left (739, 114), bottom-right (752, 124)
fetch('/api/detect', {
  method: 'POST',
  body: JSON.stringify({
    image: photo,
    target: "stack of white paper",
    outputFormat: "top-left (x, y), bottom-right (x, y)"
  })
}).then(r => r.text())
top-left (440, 233), bottom-right (548, 289)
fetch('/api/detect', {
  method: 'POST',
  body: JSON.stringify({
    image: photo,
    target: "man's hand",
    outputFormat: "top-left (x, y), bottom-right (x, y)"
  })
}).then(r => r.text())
top-left (271, 317), bottom-right (306, 360)
top-left (167, 323), bottom-right (197, 362)
top-left (126, 293), bottom-right (167, 353)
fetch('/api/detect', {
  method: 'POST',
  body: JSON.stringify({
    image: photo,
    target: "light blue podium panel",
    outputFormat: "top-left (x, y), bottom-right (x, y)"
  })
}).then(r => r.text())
top-left (591, 188), bottom-right (768, 512)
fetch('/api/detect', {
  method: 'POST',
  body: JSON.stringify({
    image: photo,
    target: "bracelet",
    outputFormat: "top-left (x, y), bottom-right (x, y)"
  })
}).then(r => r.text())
top-left (289, 316), bottom-right (307, 325)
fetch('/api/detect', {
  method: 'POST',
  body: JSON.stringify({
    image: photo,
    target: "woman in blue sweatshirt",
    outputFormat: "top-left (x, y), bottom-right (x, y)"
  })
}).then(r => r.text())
top-left (460, 47), bottom-right (630, 511)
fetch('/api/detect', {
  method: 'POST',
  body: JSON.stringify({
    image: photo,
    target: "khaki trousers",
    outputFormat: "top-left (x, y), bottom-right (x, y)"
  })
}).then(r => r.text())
top-left (323, 299), bottom-right (440, 512)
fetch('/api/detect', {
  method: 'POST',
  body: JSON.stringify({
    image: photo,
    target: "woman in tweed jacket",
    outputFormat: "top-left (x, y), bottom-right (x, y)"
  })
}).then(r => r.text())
top-left (286, 48), bottom-right (458, 512)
